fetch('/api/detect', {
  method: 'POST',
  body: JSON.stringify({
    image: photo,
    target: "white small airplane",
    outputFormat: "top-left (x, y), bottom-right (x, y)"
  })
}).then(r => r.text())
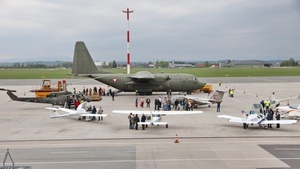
top-left (46, 102), bottom-right (109, 120)
top-left (265, 93), bottom-right (299, 109)
top-left (171, 90), bottom-right (225, 107)
top-left (112, 110), bottom-right (202, 128)
top-left (217, 113), bottom-right (297, 129)
top-left (277, 104), bottom-right (300, 118)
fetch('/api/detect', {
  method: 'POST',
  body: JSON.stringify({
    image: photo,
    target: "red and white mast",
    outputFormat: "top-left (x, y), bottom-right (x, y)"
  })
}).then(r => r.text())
top-left (122, 8), bottom-right (133, 74)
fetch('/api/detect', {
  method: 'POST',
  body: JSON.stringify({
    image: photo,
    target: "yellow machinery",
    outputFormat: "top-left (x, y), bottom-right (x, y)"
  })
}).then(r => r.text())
top-left (30, 80), bottom-right (67, 98)
top-left (199, 84), bottom-right (213, 93)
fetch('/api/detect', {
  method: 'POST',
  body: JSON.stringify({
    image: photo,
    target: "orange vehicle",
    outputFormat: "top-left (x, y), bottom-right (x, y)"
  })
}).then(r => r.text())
top-left (30, 80), bottom-right (67, 98)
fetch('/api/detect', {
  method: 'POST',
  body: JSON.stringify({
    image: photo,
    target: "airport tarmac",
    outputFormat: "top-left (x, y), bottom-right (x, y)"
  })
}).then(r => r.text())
top-left (0, 77), bottom-right (300, 169)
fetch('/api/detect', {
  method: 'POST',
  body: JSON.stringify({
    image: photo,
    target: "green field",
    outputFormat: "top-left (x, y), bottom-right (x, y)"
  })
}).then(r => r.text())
top-left (0, 67), bottom-right (299, 79)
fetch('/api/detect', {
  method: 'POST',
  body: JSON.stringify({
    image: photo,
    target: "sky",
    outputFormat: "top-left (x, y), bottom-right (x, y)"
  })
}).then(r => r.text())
top-left (0, 0), bottom-right (299, 62)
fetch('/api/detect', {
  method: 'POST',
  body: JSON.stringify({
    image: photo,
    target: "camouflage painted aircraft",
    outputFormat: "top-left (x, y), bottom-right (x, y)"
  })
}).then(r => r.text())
top-left (72, 41), bottom-right (206, 95)
top-left (0, 88), bottom-right (92, 106)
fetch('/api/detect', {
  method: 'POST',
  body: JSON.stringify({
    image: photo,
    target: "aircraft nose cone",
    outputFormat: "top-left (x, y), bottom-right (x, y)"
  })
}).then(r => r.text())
top-left (199, 82), bottom-right (206, 88)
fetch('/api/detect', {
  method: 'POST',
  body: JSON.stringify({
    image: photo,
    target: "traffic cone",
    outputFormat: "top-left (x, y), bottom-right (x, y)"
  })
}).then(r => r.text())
top-left (174, 134), bottom-right (179, 143)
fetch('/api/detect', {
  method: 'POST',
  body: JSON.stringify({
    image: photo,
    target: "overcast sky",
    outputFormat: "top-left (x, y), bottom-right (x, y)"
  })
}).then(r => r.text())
top-left (0, 0), bottom-right (299, 62)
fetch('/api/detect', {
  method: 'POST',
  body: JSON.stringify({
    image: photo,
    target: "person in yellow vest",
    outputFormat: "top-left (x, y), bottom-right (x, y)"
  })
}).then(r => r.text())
top-left (264, 100), bottom-right (270, 113)
top-left (230, 89), bottom-right (234, 97)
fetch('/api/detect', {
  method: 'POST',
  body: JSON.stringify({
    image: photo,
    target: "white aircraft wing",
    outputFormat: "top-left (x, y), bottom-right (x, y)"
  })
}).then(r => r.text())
top-left (57, 107), bottom-right (78, 114)
top-left (185, 96), bottom-right (210, 105)
top-left (260, 119), bottom-right (297, 125)
top-left (217, 115), bottom-right (243, 121)
top-left (288, 111), bottom-right (300, 117)
top-left (79, 113), bottom-right (109, 117)
top-left (46, 107), bottom-right (74, 119)
top-left (112, 110), bottom-right (202, 115)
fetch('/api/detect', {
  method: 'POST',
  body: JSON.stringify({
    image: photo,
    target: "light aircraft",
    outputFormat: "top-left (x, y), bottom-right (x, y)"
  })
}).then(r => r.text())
top-left (171, 90), bottom-right (225, 108)
top-left (47, 102), bottom-right (109, 120)
top-left (0, 88), bottom-right (92, 106)
top-left (217, 113), bottom-right (297, 129)
top-left (112, 110), bottom-right (202, 128)
top-left (264, 93), bottom-right (299, 109)
top-left (277, 104), bottom-right (300, 118)
top-left (71, 41), bottom-right (206, 95)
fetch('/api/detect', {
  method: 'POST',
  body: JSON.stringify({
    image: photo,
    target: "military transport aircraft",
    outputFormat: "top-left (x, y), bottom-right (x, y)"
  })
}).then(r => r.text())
top-left (71, 41), bottom-right (206, 95)
top-left (112, 109), bottom-right (202, 128)
top-left (47, 102), bottom-right (109, 120)
top-left (217, 113), bottom-right (297, 129)
top-left (277, 104), bottom-right (300, 118)
top-left (171, 90), bottom-right (225, 108)
top-left (0, 88), bottom-right (92, 106)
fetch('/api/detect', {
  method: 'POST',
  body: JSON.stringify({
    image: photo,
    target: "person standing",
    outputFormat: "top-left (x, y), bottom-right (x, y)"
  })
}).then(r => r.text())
top-left (91, 106), bottom-right (97, 121)
top-left (140, 97), bottom-right (144, 108)
top-left (128, 113), bottom-right (133, 129)
top-left (216, 102), bottom-right (221, 112)
top-left (230, 89), bottom-right (234, 97)
top-left (135, 114), bottom-right (140, 130)
top-left (135, 98), bottom-right (138, 108)
top-left (146, 97), bottom-right (151, 108)
top-left (154, 98), bottom-right (159, 110)
top-left (74, 99), bottom-right (80, 110)
top-left (66, 96), bottom-right (72, 109)
top-left (275, 109), bottom-right (281, 128)
top-left (219, 80), bottom-right (222, 86)
top-left (111, 91), bottom-right (115, 101)
top-left (141, 114), bottom-right (146, 130)
top-left (266, 111), bottom-right (273, 128)
top-left (97, 107), bottom-right (104, 121)
top-left (265, 100), bottom-right (270, 113)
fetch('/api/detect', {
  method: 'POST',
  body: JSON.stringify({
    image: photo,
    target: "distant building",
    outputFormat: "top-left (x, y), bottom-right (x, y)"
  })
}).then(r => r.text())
top-left (168, 61), bottom-right (193, 68)
top-left (223, 60), bottom-right (272, 67)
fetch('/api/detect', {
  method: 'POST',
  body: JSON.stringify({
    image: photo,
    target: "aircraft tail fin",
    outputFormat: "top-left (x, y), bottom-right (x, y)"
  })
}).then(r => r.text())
top-left (72, 41), bottom-right (110, 75)
top-left (0, 88), bottom-right (18, 101)
top-left (209, 90), bottom-right (225, 103)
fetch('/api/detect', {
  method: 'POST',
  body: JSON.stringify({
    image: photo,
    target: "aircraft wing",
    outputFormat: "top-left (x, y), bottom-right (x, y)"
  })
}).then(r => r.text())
top-left (217, 115), bottom-right (243, 121)
top-left (138, 121), bottom-right (168, 125)
top-left (57, 108), bottom-right (78, 114)
top-left (260, 119), bottom-right (297, 125)
top-left (288, 111), bottom-right (300, 117)
top-left (185, 96), bottom-right (210, 105)
top-left (112, 110), bottom-right (202, 115)
top-left (46, 107), bottom-right (74, 119)
top-left (79, 113), bottom-right (109, 117)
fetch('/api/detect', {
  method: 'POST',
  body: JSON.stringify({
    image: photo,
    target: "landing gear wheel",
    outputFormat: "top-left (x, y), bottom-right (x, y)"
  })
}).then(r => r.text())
top-left (243, 123), bottom-right (247, 129)
top-left (166, 124), bottom-right (168, 128)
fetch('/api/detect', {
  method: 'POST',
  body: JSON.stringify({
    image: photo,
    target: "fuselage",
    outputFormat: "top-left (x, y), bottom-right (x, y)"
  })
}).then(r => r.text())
top-left (92, 73), bottom-right (205, 94)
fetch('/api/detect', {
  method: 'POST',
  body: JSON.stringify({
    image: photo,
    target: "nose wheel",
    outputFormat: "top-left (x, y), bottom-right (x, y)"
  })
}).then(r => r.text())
top-left (166, 124), bottom-right (168, 128)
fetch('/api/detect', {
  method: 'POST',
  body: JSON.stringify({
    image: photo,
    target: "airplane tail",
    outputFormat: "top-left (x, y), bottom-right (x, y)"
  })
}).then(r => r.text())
top-left (0, 88), bottom-right (18, 101)
top-left (72, 41), bottom-right (110, 75)
top-left (209, 90), bottom-right (225, 103)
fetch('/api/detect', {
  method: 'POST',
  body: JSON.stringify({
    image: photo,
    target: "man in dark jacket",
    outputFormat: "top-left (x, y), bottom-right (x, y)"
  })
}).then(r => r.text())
top-left (275, 110), bottom-right (281, 128)
top-left (135, 114), bottom-right (140, 130)
top-left (141, 114), bottom-right (146, 130)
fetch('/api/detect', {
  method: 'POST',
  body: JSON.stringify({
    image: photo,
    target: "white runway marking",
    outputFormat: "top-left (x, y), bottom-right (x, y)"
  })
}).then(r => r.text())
top-left (49, 151), bottom-right (89, 154)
